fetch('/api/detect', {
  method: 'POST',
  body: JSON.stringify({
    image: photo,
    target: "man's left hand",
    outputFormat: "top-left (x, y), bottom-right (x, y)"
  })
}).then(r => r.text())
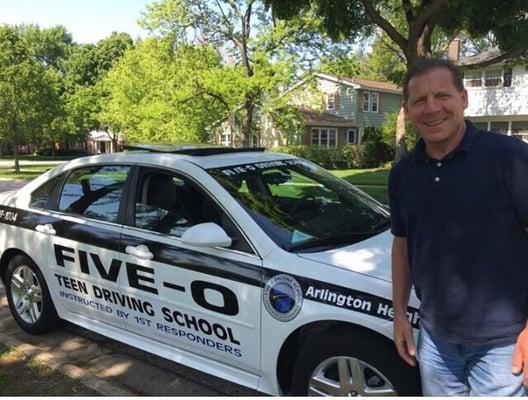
top-left (512, 325), bottom-right (528, 386)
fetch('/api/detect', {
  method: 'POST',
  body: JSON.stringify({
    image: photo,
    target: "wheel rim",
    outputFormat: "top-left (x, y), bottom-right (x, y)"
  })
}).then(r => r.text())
top-left (308, 356), bottom-right (397, 396)
top-left (10, 265), bottom-right (43, 324)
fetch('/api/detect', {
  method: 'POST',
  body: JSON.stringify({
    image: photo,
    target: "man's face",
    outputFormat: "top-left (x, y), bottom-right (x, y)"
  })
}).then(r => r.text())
top-left (404, 67), bottom-right (468, 146)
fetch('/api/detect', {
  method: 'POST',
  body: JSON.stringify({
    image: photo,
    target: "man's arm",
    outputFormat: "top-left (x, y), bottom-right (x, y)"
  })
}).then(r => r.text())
top-left (392, 236), bottom-right (416, 366)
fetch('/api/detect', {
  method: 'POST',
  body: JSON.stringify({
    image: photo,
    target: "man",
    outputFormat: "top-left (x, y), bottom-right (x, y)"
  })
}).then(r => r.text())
top-left (389, 58), bottom-right (528, 396)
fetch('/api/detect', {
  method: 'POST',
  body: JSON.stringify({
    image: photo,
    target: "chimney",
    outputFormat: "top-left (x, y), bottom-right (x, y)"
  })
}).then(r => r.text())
top-left (448, 38), bottom-right (461, 61)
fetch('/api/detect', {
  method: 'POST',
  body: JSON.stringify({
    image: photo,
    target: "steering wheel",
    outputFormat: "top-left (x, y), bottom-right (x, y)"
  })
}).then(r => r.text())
top-left (290, 194), bottom-right (318, 216)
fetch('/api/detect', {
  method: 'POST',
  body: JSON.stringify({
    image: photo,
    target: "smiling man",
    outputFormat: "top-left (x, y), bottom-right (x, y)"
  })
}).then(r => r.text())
top-left (389, 58), bottom-right (528, 396)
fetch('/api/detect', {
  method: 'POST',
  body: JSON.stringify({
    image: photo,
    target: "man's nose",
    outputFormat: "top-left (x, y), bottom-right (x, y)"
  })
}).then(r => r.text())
top-left (424, 97), bottom-right (441, 114)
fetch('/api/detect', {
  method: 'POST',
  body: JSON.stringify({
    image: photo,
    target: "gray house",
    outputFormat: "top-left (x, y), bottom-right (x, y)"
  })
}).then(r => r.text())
top-left (261, 72), bottom-right (402, 148)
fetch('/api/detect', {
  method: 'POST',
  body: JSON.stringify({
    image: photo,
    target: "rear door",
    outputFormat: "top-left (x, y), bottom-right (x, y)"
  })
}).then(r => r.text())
top-left (36, 164), bottom-right (133, 330)
top-left (118, 165), bottom-right (263, 378)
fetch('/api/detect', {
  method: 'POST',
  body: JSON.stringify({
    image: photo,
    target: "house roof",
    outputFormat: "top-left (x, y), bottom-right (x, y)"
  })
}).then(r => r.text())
top-left (456, 49), bottom-right (503, 67)
top-left (300, 107), bottom-right (357, 127)
top-left (314, 72), bottom-right (402, 94)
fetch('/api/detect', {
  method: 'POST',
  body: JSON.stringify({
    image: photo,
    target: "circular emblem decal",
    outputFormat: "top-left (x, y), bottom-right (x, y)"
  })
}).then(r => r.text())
top-left (263, 274), bottom-right (303, 322)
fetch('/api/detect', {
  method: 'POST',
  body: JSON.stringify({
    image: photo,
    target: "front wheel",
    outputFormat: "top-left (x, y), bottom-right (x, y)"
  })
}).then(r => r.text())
top-left (291, 326), bottom-right (421, 396)
top-left (5, 255), bottom-right (61, 334)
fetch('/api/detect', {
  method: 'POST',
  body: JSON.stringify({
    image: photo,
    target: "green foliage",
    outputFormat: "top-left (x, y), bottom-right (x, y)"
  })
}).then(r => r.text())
top-left (360, 126), bottom-right (394, 168)
top-left (101, 39), bottom-right (229, 143)
top-left (275, 144), bottom-right (363, 169)
top-left (380, 111), bottom-right (417, 153)
top-left (0, 26), bottom-right (61, 169)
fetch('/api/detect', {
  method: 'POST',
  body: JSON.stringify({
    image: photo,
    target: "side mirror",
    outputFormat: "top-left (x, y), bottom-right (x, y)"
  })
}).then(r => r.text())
top-left (181, 222), bottom-right (232, 248)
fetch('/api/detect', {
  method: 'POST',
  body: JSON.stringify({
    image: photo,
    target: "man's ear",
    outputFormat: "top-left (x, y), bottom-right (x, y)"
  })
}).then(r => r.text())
top-left (461, 89), bottom-right (468, 110)
top-left (402, 101), bottom-right (409, 117)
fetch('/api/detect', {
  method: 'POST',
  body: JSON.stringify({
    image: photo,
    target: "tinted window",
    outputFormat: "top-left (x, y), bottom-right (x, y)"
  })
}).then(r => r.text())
top-left (58, 165), bottom-right (131, 223)
top-left (30, 176), bottom-right (62, 209)
top-left (134, 169), bottom-right (252, 253)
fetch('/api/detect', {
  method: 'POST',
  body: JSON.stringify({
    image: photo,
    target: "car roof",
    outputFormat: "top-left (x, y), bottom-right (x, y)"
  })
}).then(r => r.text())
top-left (61, 147), bottom-right (296, 170)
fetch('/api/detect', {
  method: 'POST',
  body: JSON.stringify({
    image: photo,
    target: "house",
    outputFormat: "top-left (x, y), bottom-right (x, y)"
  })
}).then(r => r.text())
top-left (260, 72), bottom-right (402, 148)
top-left (86, 130), bottom-right (124, 154)
top-left (452, 45), bottom-right (528, 142)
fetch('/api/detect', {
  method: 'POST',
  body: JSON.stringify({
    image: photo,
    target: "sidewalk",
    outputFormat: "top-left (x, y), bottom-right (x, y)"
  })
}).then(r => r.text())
top-left (0, 285), bottom-right (256, 395)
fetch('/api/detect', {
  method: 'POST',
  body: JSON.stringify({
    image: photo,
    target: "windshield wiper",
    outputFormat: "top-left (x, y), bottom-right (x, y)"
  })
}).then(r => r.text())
top-left (288, 232), bottom-right (377, 252)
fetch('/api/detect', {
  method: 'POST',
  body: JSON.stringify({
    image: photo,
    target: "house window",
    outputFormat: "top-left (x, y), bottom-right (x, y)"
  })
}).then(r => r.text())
top-left (346, 87), bottom-right (353, 95)
top-left (311, 128), bottom-right (337, 147)
top-left (484, 70), bottom-right (502, 87)
top-left (362, 91), bottom-right (380, 113)
top-left (465, 68), bottom-right (513, 88)
top-left (362, 92), bottom-right (370, 112)
top-left (371, 93), bottom-right (379, 113)
top-left (220, 132), bottom-right (231, 146)
top-left (464, 70), bottom-right (482, 87)
top-left (347, 128), bottom-right (359, 144)
top-left (326, 94), bottom-right (335, 111)
top-left (489, 121), bottom-right (509, 134)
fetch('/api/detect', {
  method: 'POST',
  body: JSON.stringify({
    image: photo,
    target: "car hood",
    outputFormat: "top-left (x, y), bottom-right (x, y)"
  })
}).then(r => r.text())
top-left (297, 229), bottom-right (393, 282)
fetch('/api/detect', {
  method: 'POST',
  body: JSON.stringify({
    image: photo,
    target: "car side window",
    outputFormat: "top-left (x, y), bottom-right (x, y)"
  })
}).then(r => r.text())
top-left (134, 169), bottom-right (253, 253)
top-left (30, 175), bottom-right (62, 209)
top-left (58, 165), bottom-right (131, 223)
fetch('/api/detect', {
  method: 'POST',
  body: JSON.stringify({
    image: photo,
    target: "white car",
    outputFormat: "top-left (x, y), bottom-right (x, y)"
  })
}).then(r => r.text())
top-left (0, 146), bottom-right (421, 395)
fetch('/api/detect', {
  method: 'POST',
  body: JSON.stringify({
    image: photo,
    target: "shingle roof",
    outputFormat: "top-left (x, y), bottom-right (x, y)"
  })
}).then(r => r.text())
top-left (315, 73), bottom-right (401, 93)
top-left (456, 50), bottom-right (502, 66)
top-left (300, 107), bottom-right (357, 126)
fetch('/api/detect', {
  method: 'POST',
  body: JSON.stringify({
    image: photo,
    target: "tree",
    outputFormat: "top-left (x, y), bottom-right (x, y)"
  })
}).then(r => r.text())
top-left (100, 38), bottom-right (232, 143)
top-left (140, 0), bottom-right (340, 147)
top-left (0, 27), bottom-right (60, 171)
top-left (62, 32), bottom-right (133, 146)
top-left (266, 0), bottom-right (528, 160)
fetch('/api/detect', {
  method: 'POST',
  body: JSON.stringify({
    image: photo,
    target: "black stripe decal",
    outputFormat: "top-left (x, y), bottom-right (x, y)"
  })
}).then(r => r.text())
top-left (163, 281), bottom-right (185, 292)
top-left (263, 269), bottom-right (420, 328)
top-left (1, 205), bottom-right (419, 326)
top-left (0, 206), bottom-right (262, 287)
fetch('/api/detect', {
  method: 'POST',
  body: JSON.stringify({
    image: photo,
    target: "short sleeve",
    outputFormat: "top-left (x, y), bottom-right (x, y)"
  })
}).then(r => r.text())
top-left (509, 140), bottom-right (528, 232)
top-left (388, 164), bottom-right (406, 237)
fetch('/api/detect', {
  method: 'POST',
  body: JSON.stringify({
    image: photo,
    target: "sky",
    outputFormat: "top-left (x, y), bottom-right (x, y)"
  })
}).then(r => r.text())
top-left (0, 0), bottom-right (153, 44)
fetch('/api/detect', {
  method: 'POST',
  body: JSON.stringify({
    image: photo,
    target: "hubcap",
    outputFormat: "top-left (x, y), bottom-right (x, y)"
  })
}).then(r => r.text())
top-left (10, 265), bottom-right (43, 324)
top-left (309, 356), bottom-right (397, 396)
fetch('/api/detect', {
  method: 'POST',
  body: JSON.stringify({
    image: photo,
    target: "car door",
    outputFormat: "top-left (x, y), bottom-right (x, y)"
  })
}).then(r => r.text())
top-left (36, 163), bottom-right (133, 331)
top-left (118, 165), bottom-right (263, 378)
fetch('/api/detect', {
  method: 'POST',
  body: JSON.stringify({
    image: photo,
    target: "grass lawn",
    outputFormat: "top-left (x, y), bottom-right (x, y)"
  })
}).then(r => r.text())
top-left (0, 164), bottom-right (60, 180)
top-left (333, 168), bottom-right (390, 186)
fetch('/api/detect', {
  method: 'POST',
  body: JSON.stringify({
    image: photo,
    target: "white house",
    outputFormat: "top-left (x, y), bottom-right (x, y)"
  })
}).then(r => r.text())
top-left (455, 49), bottom-right (528, 142)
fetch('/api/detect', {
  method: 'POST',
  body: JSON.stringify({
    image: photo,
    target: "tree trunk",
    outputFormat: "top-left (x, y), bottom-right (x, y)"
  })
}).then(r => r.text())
top-left (13, 145), bottom-right (20, 173)
top-left (241, 95), bottom-right (255, 148)
top-left (51, 140), bottom-right (56, 158)
top-left (395, 106), bottom-right (407, 162)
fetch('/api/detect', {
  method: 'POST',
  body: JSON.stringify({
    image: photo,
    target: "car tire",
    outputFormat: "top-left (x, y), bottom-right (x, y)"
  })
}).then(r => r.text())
top-left (290, 326), bottom-right (421, 396)
top-left (5, 255), bottom-right (61, 334)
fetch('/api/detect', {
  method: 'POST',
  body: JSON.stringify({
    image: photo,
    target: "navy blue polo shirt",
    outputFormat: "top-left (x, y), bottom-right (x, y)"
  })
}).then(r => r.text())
top-left (389, 121), bottom-right (528, 344)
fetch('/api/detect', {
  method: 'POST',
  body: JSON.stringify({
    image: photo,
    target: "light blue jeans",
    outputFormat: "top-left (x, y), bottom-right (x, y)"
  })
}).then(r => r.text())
top-left (418, 326), bottom-right (527, 396)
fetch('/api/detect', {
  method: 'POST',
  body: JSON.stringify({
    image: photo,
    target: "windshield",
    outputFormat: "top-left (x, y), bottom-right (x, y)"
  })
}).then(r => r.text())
top-left (208, 158), bottom-right (390, 252)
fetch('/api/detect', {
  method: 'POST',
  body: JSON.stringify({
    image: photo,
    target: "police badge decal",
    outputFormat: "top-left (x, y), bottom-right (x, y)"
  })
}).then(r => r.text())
top-left (263, 274), bottom-right (303, 322)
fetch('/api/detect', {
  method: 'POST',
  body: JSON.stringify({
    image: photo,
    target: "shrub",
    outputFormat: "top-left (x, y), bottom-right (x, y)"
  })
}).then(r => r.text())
top-left (274, 144), bottom-right (363, 169)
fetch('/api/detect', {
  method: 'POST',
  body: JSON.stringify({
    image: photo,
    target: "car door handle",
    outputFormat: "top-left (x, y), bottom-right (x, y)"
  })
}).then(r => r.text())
top-left (35, 223), bottom-right (56, 236)
top-left (125, 244), bottom-right (154, 260)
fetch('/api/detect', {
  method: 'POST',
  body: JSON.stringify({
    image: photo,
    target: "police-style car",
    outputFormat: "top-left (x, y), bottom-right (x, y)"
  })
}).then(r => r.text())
top-left (0, 146), bottom-right (420, 395)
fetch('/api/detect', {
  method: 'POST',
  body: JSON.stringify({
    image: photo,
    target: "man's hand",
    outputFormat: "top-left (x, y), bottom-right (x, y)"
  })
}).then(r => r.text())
top-left (394, 314), bottom-right (416, 366)
top-left (512, 325), bottom-right (528, 386)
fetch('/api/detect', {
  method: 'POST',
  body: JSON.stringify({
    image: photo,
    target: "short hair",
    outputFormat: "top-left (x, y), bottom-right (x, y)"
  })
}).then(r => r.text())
top-left (403, 58), bottom-right (465, 103)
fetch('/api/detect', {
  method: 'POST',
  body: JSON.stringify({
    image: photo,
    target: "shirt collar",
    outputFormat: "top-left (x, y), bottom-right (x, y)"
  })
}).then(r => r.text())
top-left (412, 120), bottom-right (478, 162)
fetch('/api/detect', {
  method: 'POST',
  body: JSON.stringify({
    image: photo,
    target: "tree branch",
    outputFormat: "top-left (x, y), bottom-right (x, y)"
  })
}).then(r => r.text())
top-left (410, 0), bottom-right (446, 42)
top-left (401, 0), bottom-right (415, 25)
top-left (359, 0), bottom-right (408, 52)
